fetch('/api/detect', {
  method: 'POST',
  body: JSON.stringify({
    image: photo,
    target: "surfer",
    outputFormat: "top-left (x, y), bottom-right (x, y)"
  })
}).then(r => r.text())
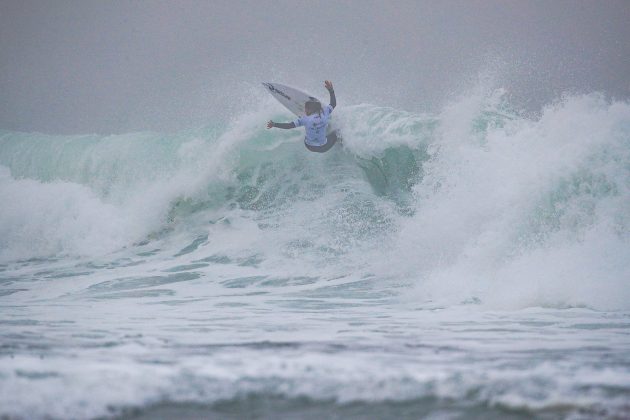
top-left (267, 80), bottom-right (337, 153)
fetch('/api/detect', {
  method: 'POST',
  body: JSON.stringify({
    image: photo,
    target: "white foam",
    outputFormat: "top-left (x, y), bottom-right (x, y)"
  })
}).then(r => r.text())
top-left (389, 92), bottom-right (630, 310)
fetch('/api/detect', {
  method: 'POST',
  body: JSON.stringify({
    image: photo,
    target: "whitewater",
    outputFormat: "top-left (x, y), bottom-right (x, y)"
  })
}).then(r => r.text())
top-left (1, 90), bottom-right (629, 419)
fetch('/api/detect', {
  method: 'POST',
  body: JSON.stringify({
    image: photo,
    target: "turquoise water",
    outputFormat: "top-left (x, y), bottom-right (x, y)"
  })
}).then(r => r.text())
top-left (1, 92), bottom-right (629, 419)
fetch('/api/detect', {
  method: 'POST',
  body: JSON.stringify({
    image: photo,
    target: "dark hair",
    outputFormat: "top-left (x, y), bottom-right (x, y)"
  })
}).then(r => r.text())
top-left (305, 100), bottom-right (322, 114)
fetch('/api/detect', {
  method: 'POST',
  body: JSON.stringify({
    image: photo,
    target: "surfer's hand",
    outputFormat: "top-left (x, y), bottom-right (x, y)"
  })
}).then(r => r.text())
top-left (324, 80), bottom-right (333, 91)
top-left (267, 120), bottom-right (274, 129)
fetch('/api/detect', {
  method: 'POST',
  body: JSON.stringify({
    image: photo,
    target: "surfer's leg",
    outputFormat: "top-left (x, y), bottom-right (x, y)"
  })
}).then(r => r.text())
top-left (304, 132), bottom-right (338, 153)
top-left (305, 143), bottom-right (325, 153)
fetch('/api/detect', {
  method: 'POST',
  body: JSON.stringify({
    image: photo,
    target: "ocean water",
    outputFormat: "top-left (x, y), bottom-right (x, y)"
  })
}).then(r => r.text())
top-left (1, 91), bottom-right (629, 419)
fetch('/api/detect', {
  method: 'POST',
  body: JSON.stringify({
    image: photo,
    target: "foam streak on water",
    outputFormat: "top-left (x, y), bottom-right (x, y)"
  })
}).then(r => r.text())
top-left (1, 92), bottom-right (629, 419)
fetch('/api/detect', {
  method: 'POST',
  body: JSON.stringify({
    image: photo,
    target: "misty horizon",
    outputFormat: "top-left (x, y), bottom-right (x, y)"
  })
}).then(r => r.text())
top-left (1, 0), bottom-right (629, 134)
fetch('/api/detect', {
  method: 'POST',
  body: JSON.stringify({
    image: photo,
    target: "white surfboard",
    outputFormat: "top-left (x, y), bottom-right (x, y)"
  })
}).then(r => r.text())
top-left (262, 82), bottom-right (337, 135)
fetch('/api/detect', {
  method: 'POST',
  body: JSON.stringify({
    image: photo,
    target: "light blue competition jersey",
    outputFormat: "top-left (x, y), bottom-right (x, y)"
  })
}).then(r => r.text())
top-left (293, 104), bottom-right (334, 147)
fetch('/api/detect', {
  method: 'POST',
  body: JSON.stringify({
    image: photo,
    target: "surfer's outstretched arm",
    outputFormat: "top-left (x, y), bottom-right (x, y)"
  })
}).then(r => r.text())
top-left (267, 121), bottom-right (295, 129)
top-left (325, 80), bottom-right (336, 109)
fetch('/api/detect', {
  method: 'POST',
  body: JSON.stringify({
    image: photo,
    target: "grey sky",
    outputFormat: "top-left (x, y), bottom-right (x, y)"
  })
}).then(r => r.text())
top-left (1, 0), bottom-right (629, 134)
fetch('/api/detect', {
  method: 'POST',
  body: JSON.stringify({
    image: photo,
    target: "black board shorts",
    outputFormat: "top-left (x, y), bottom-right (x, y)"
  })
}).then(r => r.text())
top-left (304, 131), bottom-right (340, 153)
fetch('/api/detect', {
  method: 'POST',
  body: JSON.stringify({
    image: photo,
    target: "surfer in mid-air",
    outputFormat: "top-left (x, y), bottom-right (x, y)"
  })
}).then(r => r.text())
top-left (267, 80), bottom-right (337, 153)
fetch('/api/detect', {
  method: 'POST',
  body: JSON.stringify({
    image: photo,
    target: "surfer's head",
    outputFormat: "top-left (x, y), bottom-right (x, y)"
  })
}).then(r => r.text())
top-left (305, 100), bottom-right (322, 115)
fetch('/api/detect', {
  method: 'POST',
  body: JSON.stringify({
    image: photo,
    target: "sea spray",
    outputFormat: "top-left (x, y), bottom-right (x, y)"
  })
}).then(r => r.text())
top-left (389, 92), bottom-right (630, 310)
